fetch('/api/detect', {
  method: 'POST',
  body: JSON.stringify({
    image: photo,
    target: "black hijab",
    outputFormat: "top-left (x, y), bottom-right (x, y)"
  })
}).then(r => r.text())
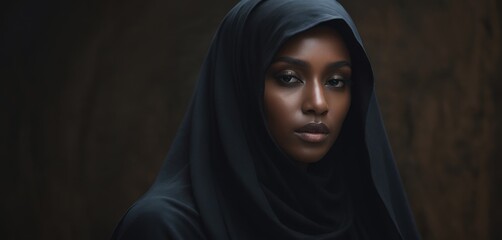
top-left (112, 0), bottom-right (420, 239)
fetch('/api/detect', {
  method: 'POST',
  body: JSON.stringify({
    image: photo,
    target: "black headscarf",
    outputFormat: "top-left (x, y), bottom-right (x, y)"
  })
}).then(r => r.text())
top-left (112, 0), bottom-right (420, 239)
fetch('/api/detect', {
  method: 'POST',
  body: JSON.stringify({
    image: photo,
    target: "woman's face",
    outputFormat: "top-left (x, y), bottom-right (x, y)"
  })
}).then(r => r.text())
top-left (264, 26), bottom-right (352, 165)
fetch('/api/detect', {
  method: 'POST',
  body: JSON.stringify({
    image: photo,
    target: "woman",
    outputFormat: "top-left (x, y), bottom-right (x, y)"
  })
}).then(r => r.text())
top-left (112, 0), bottom-right (420, 239)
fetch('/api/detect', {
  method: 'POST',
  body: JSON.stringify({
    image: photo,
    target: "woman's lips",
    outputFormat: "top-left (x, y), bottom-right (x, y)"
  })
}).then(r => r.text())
top-left (294, 123), bottom-right (330, 143)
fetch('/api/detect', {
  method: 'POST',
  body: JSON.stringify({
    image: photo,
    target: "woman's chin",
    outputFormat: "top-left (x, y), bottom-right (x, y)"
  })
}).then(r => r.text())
top-left (291, 152), bottom-right (328, 166)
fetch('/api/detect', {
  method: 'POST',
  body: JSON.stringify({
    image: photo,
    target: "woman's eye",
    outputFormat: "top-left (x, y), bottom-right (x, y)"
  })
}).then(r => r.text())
top-left (326, 76), bottom-right (348, 88)
top-left (275, 72), bottom-right (302, 85)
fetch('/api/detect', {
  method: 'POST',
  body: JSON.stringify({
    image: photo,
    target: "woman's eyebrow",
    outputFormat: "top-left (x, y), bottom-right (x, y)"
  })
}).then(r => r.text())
top-left (274, 56), bottom-right (309, 68)
top-left (326, 61), bottom-right (351, 70)
top-left (273, 56), bottom-right (351, 69)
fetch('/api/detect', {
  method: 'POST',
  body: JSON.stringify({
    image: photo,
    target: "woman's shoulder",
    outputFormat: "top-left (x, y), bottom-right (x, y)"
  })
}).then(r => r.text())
top-left (111, 186), bottom-right (206, 240)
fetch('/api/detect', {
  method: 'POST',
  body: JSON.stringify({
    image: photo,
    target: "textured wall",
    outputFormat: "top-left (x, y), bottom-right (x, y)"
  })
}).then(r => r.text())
top-left (340, 0), bottom-right (502, 239)
top-left (1, 0), bottom-right (235, 238)
top-left (1, 0), bottom-right (501, 239)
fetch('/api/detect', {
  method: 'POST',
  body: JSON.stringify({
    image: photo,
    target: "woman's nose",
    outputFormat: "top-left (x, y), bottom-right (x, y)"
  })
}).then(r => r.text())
top-left (301, 80), bottom-right (328, 115)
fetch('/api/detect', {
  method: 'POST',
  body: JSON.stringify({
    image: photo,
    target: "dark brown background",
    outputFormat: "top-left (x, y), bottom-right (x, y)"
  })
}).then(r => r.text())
top-left (1, 0), bottom-right (501, 239)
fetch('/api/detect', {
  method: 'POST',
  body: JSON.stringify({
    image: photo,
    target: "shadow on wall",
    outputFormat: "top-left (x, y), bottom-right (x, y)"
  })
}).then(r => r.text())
top-left (1, 0), bottom-right (501, 239)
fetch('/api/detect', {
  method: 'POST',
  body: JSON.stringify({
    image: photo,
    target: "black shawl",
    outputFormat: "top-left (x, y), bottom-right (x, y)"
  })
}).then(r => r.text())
top-left (112, 0), bottom-right (420, 239)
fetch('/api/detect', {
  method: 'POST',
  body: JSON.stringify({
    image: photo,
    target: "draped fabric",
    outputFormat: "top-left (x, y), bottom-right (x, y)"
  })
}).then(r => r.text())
top-left (112, 0), bottom-right (420, 239)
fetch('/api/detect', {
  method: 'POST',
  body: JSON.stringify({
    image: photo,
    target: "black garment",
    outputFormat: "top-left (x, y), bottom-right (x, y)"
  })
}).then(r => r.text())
top-left (112, 0), bottom-right (420, 239)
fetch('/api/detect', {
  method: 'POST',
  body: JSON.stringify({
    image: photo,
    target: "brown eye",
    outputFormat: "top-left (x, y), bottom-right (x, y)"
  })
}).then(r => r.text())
top-left (326, 75), bottom-right (349, 88)
top-left (275, 71), bottom-right (303, 86)
top-left (326, 79), bottom-right (344, 88)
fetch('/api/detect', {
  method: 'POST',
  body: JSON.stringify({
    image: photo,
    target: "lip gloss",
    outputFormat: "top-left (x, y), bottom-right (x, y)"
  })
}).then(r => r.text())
top-left (294, 132), bottom-right (328, 143)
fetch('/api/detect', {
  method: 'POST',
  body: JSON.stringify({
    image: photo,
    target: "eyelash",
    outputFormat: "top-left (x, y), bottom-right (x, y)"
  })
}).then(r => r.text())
top-left (326, 76), bottom-right (347, 88)
top-left (276, 71), bottom-right (302, 85)
top-left (274, 71), bottom-right (350, 88)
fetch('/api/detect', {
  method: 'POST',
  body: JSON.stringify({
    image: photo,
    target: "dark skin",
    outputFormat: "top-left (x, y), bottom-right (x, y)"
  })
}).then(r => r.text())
top-left (264, 26), bottom-right (352, 166)
top-left (151, 27), bottom-right (351, 240)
